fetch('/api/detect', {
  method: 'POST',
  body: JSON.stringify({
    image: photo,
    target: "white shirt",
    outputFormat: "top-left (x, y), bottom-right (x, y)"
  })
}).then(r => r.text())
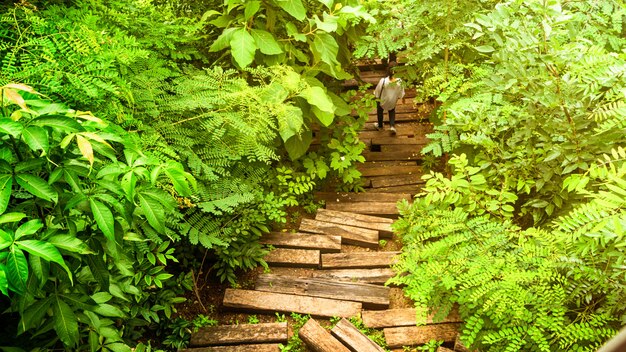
top-left (374, 76), bottom-right (405, 111)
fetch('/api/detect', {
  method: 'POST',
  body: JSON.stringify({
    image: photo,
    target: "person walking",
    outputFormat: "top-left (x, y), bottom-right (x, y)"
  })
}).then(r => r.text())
top-left (373, 61), bottom-right (405, 134)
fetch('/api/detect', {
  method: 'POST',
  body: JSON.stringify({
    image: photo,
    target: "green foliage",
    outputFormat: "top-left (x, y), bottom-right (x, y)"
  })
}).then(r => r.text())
top-left (277, 313), bottom-right (311, 352)
top-left (0, 85), bottom-right (194, 350)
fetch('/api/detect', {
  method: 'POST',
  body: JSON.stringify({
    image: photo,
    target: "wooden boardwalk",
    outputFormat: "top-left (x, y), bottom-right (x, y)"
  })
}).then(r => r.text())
top-left (185, 62), bottom-right (470, 352)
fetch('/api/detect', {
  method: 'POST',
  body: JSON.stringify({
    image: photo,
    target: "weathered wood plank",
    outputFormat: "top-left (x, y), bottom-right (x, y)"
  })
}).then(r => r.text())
top-left (255, 274), bottom-right (389, 308)
top-left (361, 308), bottom-right (462, 329)
top-left (310, 268), bottom-right (396, 285)
top-left (315, 192), bottom-right (412, 203)
top-left (365, 184), bottom-right (422, 194)
top-left (260, 232), bottom-right (341, 253)
top-left (189, 323), bottom-right (287, 346)
top-left (299, 319), bottom-right (351, 352)
top-left (366, 112), bottom-right (426, 123)
top-left (455, 335), bottom-right (476, 352)
top-left (321, 252), bottom-right (400, 269)
top-left (331, 318), bottom-right (386, 352)
top-left (370, 174), bottom-right (425, 188)
top-left (380, 145), bottom-right (425, 153)
top-left (325, 202), bottom-right (399, 216)
top-left (361, 151), bottom-right (423, 161)
top-left (264, 248), bottom-right (320, 268)
top-left (359, 161), bottom-right (418, 167)
top-left (384, 324), bottom-right (460, 348)
top-left (358, 165), bottom-right (422, 177)
top-left (180, 344), bottom-right (282, 352)
top-left (437, 347), bottom-right (456, 352)
top-left (223, 289), bottom-right (362, 318)
top-left (299, 218), bottom-right (379, 248)
top-left (370, 136), bottom-right (429, 146)
top-left (315, 208), bottom-right (393, 235)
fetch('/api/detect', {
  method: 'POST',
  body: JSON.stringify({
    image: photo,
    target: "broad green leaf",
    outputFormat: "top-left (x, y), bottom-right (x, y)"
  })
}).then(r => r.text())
top-left (53, 296), bottom-right (79, 347)
top-left (300, 86), bottom-right (335, 113)
top-left (311, 32), bottom-right (339, 66)
top-left (14, 158), bottom-right (45, 173)
top-left (230, 28), bottom-right (257, 68)
top-left (29, 254), bottom-right (47, 287)
top-left (251, 29), bottom-right (283, 55)
top-left (93, 303), bottom-right (126, 318)
top-left (0, 118), bottom-right (23, 137)
top-left (209, 27), bottom-right (237, 52)
top-left (91, 292), bottom-right (112, 304)
top-left (327, 91), bottom-right (351, 116)
top-left (89, 199), bottom-right (115, 242)
top-left (163, 163), bottom-right (194, 197)
top-left (0, 229), bottom-right (11, 251)
top-left (475, 45), bottom-right (495, 53)
top-left (121, 171), bottom-right (136, 201)
top-left (138, 193), bottom-right (165, 233)
top-left (315, 14), bottom-right (338, 32)
top-left (21, 126), bottom-right (49, 153)
top-left (286, 22), bottom-right (307, 42)
top-left (244, 1), bottom-right (261, 20)
top-left (277, 106), bottom-right (304, 142)
top-left (0, 265), bottom-right (7, 296)
top-left (15, 219), bottom-right (43, 239)
top-left (31, 116), bottom-right (82, 132)
top-left (16, 240), bottom-right (71, 279)
top-left (0, 212), bottom-right (26, 224)
top-left (18, 297), bottom-right (52, 334)
top-left (317, 0), bottom-right (333, 9)
top-left (312, 106), bottom-right (334, 126)
top-left (105, 343), bottom-right (132, 352)
top-left (285, 130), bottom-right (312, 160)
top-left (0, 174), bottom-right (12, 214)
top-left (15, 174), bottom-right (58, 203)
top-left (76, 135), bottom-right (94, 166)
top-left (276, 0), bottom-right (306, 20)
top-left (7, 247), bottom-right (28, 295)
top-left (48, 235), bottom-right (92, 254)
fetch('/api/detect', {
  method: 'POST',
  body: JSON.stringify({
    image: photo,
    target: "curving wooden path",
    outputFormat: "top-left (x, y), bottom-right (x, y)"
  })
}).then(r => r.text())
top-left (182, 62), bottom-right (471, 352)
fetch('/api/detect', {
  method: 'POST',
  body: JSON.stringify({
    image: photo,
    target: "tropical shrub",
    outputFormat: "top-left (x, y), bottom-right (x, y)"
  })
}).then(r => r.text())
top-left (0, 84), bottom-right (194, 350)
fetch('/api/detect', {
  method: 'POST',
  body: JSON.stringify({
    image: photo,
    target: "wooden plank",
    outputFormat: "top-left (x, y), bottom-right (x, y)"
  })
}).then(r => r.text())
top-left (454, 335), bottom-right (475, 352)
top-left (361, 151), bottom-right (422, 161)
top-left (322, 252), bottom-right (400, 269)
top-left (189, 323), bottom-right (287, 346)
top-left (299, 319), bottom-right (351, 352)
top-left (380, 145), bottom-right (425, 153)
top-left (370, 174), bottom-right (425, 188)
top-left (331, 318), bottom-right (385, 352)
top-left (255, 274), bottom-right (390, 308)
top-left (370, 136), bottom-right (429, 146)
top-left (315, 208), bottom-right (393, 234)
top-left (180, 344), bottom-right (281, 352)
top-left (299, 218), bottom-right (379, 248)
top-left (260, 232), bottom-right (341, 253)
top-left (437, 347), bottom-right (456, 352)
top-left (361, 308), bottom-right (462, 329)
top-left (358, 165), bottom-right (422, 177)
top-left (384, 324), bottom-right (460, 348)
top-left (223, 289), bottom-right (362, 318)
top-left (365, 184), bottom-right (422, 194)
top-left (359, 161), bottom-right (418, 167)
top-left (315, 192), bottom-right (412, 203)
top-left (366, 112), bottom-right (426, 123)
top-left (264, 248), bottom-right (320, 268)
top-left (311, 268), bottom-right (396, 285)
top-left (325, 202), bottom-right (399, 216)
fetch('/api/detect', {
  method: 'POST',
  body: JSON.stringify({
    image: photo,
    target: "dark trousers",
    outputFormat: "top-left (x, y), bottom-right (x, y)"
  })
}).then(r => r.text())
top-left (377, 102), bottom-right (395, 128)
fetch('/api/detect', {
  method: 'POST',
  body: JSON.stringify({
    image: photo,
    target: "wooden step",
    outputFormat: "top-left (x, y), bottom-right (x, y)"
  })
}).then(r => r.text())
top-left (370, 136), bottom-right (429, 146)
top-left (360, 160), bottom-right (418, 167)
top-left (369, 174), bottom-right (425, 188)
top-left (321, 252), bottom-right (400, 269)
top-left (223, 289), bottom-right (362, 318)
top-left (264, 248), bottom-right (320, 268)
top-left (437, 347), bottom-right (456, 352)
top-left (255, 274), bottom-right (390, 309)
top-left (358, 165), bottom-right (422, 177)
top-left (311, 268), bottom-right (396, 285)
top-left (366, 112), bottom-right (426, 123)
top-left (180, 344), bottom-right (281, 352)
top-left (260, 232), bottom-right (341, 253)
top-left (325, 202), bottom-right (399, 216)
top-left (315, 191), bottom-right (412, 203)
top-left (331, 318), bottom-right (386, 352)
top-left (358, 124), bottom-right (433, 139)
top-left (315, 208), bottom-right (393, 235)
top-left (361, 308), bottom-right (462, 328)
top-left (299, 218), bottom-right (379, 248)
top-left (299, 319), bottom-right (351, 352)
top-left (361, 151), bottom-right (422, 161)
top-left (365, 184), bottom-right (421, 194)
top-left (384, 324), bottom-right (460, 348)
top-left (380, 145), bottom-right (425, 153)
top-left (189, 323), bottom-right (288, 346)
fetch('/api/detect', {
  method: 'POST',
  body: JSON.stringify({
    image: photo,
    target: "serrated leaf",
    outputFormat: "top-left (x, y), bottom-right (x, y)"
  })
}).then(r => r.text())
top-left (276, 0), bottom-right (306, 20)
top-left (15, 174), bottom-right (58, 203)
top-left (251, 29), bottom-right (283, 55)
top-left (89, 199), bottom-right (115, 242)
top-left (21, 126), bottom-right (49, 154)
top-left (53, 296), bottom-right (79, 348)
top-left (7, 247), bottom-right (28, 295)
top-left (138, 193), bottom-right (165, 233)
top-left (230, 28), bottom-right (257, 68)
top-left (0, 174), bottom-right (12, 214)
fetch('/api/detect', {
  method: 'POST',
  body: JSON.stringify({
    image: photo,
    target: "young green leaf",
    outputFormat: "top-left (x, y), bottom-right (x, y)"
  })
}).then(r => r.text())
top-left (21, 126), bottom-right (49, 154)
top-left (7, 247), bottom-right (28, 295)
top-left (244, 0), bottom-right (261, 20)
top-left (15, 174), bottom-right (58, 203)
top-left (300, 86), bottom-right (335, 113)
top-left (89, 199), bottom-right (115, 242)
top-left (15, 219), bottom-right (43, 240)
top-left (16, 239), bottom-right (72, 279)
top-left (0, 118), bottom-right (24, 138)
top-left (0, 264), bottom-right (8, 296)
top-left (251, 29), bottom-right (283, 55)
top-left (31, 116), bottom-right (82, 132)
top-left (276, 0), bottom-right (306, 21)
top-left (47, 235), bottom-right (92, 254)
top-left (0, 174), bottom-right (12, 214)
top-left (138, 193), bottom-right (165, 233)
top-left (53, 296), bottom-right (79, 348)
top-left (230, 28), bottom-right (257, 68)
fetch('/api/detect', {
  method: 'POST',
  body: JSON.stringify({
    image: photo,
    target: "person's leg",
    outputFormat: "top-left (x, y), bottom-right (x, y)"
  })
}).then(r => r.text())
top-left (376, 102), bottom-right (384, 129)
top-left (389, 108), bottom-right (396, 133)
